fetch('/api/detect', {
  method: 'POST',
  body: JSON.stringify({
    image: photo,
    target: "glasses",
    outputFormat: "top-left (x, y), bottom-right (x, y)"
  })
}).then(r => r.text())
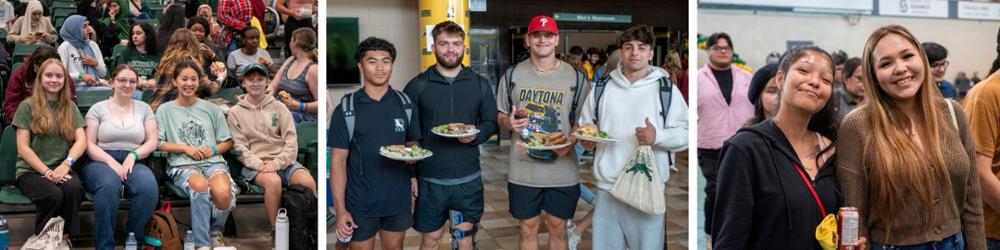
top-left (115, 77), bottom-right (138, 85)
top-left (931, 60), bottom-right (949, 69)
top-left (710, 45), bottom-right (731, 52)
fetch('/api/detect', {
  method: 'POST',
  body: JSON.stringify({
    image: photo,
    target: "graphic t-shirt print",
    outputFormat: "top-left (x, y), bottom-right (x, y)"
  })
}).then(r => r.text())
top-left (178, 120), bottom-right (207, 146)
top-left (516, 86), bottom-right (568, 160)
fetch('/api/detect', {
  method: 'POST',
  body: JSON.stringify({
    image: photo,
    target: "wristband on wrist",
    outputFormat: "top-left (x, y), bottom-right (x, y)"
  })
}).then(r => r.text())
top-left (65, 157), bottom-right (75, 165)
top-left (78, 72), bottom-right (83, 81)
top-left (211, 145), bottom-right (218, 156)
top-left (299, 102), bottom-right (305, 112)
top-left (131, 150), bottom-right (140, 160)
top-left (43, 169), bottom-right (51, 176)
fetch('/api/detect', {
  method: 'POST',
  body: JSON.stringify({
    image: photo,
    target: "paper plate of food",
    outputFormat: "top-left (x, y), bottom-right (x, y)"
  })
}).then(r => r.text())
top-left (380, 145), bottom-right (433, 161)
top-left (432, 123), bottom-right (480, 138)
top-left (525, 131), bottom-right (573, 150)
top-left (574, 124), bottom-right (618, 143)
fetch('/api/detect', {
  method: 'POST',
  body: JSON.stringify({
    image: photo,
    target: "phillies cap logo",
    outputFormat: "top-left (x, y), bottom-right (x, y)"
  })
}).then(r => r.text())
top-left (540, 17), bottom-right (548, 27)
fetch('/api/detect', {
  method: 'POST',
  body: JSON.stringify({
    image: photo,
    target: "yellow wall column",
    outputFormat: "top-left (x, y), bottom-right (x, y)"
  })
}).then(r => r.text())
top-left (419, 0), bottom-right (471, 68)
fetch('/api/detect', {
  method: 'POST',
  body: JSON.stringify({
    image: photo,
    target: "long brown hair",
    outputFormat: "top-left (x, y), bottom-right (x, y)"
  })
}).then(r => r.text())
top-left (29, 59), bottom-right (77, 141)
top-left (155, 29), bottom-right (203, 81)
top-left (859, 25), bottom-right (955, 232)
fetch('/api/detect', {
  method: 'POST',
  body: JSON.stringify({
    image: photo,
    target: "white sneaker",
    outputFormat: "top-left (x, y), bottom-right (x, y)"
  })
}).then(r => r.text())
top-left (567, 220), bottom-right (581, 250)
top-left (196, 247), bottom-right (211, 250)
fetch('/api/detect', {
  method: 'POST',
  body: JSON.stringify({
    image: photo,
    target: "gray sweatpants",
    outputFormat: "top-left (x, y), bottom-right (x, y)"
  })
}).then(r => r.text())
top-left (592, 189), bottom-right (665, 250)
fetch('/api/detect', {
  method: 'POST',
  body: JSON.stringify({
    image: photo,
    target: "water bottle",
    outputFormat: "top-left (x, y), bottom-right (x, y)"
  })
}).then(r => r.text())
top-left (336, 221), bottom-right (353, 244)
top-left (275, 208), bottom-right (289, 250)
top-left (125, 232), bottom-right (138, 250)
top-left (0, 215), bottom-right (8, 249)
top-left (183, 230), bottom-right (195, 250)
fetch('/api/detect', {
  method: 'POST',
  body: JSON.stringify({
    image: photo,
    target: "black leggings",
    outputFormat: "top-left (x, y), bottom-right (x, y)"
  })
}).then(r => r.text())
top-left (16, 171), bottom-right (83, 237)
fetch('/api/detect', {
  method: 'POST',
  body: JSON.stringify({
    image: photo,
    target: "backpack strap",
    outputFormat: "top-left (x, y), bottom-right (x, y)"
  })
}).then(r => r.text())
top-left (658, 76), bottom-right (674, 124)
top-left (504, 64), bottom-right (517, 111)
top-left (592, 75), bottom-right (610, 123)
top-left (570, 70), bottom-right (585, 126)
top-left (393, 89), bottom-right (414, 128)
top-left (341, 92), bottom-right (356, 143)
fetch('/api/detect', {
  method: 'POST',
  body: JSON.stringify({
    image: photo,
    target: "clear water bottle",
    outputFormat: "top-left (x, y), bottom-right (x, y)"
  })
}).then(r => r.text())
top-left (183, 230), bottom-right (195, 250)
top-left (275, 208), bottom-right (289, 250)
top-left (125, 232), bottom-right (138, 250)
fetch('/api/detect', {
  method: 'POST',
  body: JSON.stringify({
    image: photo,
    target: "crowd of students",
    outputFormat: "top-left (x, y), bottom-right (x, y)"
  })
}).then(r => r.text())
top-left (0, 0), bottom-right (319, 248)
top-left (702, 24), bottom-right (1000, 249)
top-left (332, 17), bottom-right (687, 250)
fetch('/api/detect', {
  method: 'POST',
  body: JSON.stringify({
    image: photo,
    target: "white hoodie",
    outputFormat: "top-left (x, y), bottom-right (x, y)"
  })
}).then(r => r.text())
top-left (578, 65), bottom-right (689, 191)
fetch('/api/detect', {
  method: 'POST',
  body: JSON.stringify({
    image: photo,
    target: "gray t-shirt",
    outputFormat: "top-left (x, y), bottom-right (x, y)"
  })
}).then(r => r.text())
top-left (156, 99), bottom-right (232, 167)
top-left (86, 100), bottom-right (156, 151)
top-left (497, 60), bottom-right (589, 188)
top-left (226, 49), bottom-right (273, 76)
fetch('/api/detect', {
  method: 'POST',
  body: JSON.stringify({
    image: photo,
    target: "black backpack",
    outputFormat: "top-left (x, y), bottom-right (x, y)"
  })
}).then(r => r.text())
top-left (282, 184), bottom-right (318, 250)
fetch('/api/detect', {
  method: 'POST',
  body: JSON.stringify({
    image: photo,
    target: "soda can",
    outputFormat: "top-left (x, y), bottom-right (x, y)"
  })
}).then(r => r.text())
top-left (838, 207), bottom-right (859, 249)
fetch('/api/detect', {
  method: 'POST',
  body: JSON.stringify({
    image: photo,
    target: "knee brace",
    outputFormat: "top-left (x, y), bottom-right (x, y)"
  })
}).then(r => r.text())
top-left (448, 210), bottom-right (479, 240)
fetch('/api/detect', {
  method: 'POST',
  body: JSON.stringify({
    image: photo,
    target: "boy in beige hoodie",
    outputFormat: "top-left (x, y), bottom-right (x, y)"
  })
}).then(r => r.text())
top-left (226, 63), bottom-right (318, 229)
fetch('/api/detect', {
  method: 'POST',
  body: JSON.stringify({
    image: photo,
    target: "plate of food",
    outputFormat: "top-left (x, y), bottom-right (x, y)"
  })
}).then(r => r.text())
top-left (432, 123), bottom-right (480, 138)
top-left (380, 145), bottom-right (433, 161)
top-left (574, 124), bottom-right (617, 143)
top-left (525, 131), bottom-right (572, 150)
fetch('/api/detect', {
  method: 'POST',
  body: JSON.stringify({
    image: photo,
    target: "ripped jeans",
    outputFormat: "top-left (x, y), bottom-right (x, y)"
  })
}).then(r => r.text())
top-left (168, 164), bottom-right (239, 247)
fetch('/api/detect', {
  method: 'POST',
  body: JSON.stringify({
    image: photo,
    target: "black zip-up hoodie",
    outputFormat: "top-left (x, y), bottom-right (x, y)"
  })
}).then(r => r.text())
top-left (403, 66), bottom-right (499, 180)
top-left (712, 120), bottom-right (842, 250)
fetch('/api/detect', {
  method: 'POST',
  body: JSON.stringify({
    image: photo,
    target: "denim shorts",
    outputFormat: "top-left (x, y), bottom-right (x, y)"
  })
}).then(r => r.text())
top-left (168, 164), bottom-right (239, 205)
top-left (240, 162), bottom-right (306, 187)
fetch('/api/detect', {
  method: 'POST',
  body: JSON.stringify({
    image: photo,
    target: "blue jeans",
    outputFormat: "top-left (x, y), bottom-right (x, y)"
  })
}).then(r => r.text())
top-left (168, 164), bottom-right (238, 247)
top-left (871, 232), bottom-right (964, 250)
top-left (81, 150), bottom-right (159, 250)
top-left (987, 238), bottom-right (1000, 250)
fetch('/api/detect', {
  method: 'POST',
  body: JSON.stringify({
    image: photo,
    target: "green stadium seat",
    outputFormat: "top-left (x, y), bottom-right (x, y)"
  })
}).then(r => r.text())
top-left (0, 125), bottom-right (30, 205)
top-left (12, 43), bottom-right (40, 64)
top-left (76, 89), bottom-right (113, 114)
top-left (210, 87), bottom-right (244, 105)
top-left (296, 121), bottom-right (318, 178)
top-left (50, 1), bottom-right (74, 9)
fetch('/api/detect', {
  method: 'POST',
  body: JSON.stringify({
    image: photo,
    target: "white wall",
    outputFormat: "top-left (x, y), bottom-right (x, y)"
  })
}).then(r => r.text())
top-left (697, 9), bottom-right (1000, 82)
top-left (329, 0), bottom-right (421, 114)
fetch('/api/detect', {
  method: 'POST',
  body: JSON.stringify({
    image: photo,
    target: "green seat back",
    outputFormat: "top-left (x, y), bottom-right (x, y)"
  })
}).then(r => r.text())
top-left (0, 125), bottom-right (17, 185)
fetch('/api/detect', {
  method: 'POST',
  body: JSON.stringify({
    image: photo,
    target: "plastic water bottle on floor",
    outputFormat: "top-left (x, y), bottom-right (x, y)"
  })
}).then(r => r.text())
top-left (0, 215), bottom-right (9, 249)
top-left (183, 230), bottom-right (195, 250)
top-left (125, 232), bottom-right (138, 250)
top-left (275, 208), bottom-right (289, 250)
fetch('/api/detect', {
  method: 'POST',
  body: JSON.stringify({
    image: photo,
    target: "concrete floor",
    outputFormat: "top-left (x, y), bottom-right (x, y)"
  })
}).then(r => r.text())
top-left (4, 200), bottom-right (279, 249)
top-left (328, 145), bottom-right (689, 250)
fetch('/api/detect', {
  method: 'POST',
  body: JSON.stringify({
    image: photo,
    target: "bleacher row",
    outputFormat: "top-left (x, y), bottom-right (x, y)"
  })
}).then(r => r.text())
top-left (0, 87), bottom-right (320, 215)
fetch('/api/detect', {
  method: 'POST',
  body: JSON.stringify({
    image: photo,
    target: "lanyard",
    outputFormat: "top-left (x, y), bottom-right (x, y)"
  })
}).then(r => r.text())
top-left (793, 163), bottom-right (827, 218)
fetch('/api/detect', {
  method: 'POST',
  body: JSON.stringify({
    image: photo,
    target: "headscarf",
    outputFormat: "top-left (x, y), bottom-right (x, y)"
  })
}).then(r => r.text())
top-left (60, 15), bottom-right (99, 77)
top-left (18, 0), bottom-right (43, 35)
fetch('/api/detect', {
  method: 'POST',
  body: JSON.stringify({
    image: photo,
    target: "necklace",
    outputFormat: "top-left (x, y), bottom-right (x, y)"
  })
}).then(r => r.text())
top-left (531, 59), bottom-right (559, 73)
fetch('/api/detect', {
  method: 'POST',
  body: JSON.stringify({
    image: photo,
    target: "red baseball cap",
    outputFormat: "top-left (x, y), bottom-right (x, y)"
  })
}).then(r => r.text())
top-left (528, 15), bottom-right (558, 34)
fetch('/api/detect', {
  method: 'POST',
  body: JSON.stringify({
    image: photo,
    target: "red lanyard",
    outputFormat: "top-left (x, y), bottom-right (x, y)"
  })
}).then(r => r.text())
top-left (794, 163), bottom-right (827, 217)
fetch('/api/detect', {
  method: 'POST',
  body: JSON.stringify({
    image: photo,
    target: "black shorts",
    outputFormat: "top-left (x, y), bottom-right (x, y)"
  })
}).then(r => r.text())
top-left (508, 182), bottom-right (580, 220)
top-left (412, 177), bottom-right (485, 233)
top-left (351, 212), bottom-right (412, 241)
